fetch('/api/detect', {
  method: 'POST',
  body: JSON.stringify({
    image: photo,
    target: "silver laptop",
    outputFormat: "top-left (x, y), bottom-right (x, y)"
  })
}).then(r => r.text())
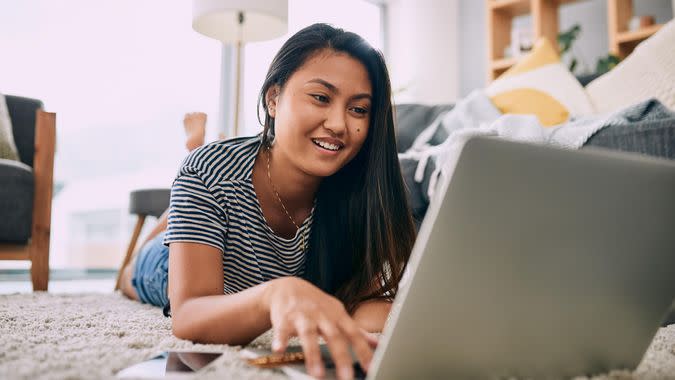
top-left (368, 136), bottom-right (675, 379)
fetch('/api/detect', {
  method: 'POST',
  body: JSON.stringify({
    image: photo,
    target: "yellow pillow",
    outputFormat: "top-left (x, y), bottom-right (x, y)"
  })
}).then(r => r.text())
top-left (486, 38), bottom-right (594, 126)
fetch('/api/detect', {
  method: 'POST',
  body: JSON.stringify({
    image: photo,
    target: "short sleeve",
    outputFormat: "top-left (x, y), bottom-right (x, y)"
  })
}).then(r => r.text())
top-left (163, 166), bottom-right (227, 252)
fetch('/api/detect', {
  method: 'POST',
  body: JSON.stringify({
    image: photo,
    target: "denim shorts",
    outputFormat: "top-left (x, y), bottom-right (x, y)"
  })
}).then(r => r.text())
top-left (132, 231), bottom-right (169, 308)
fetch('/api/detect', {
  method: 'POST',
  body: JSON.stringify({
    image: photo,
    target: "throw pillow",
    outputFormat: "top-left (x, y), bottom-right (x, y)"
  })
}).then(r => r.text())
top-left (585, 19), bottom-right (675, 114)
top-left (0, 92), bottom-right (20, 161)
top-left (486, 37), bottom-right (594, 126)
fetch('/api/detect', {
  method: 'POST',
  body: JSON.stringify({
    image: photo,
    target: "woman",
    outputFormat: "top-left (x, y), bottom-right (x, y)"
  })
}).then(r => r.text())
top-left (121, 23), bottom-right (416, 379)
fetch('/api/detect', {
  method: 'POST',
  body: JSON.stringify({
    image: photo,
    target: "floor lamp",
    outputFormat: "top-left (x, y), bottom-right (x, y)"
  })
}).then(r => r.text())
top-left (192, 0), bottom-right (288, 138)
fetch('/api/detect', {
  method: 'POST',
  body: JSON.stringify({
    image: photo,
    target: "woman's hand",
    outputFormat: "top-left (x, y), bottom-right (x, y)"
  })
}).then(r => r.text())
top-left (262, 277), bottom-right (378, 380)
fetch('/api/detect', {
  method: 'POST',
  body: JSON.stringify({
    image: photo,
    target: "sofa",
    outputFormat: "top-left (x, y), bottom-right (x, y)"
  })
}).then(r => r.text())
top-left (394, 92), bottom-right (675, 328)
top-left (396, 100), bottom-right (675, 228)
top-left (395, 72), bottom-right (675, 228)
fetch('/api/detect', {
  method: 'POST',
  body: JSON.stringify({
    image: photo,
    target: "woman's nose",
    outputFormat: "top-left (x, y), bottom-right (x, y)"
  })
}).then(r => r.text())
top-left (323, 107), bottom-right (347, 136)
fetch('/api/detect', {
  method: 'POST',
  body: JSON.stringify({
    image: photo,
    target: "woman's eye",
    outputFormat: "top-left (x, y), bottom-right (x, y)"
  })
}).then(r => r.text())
top-left (351, 107), bottom-right (369, 115)
top-left (312, 94), bottom-right (329, 103)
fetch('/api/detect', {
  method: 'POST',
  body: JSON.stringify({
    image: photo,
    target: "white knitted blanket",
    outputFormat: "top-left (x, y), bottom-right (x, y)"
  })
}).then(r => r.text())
top-left (399, 91), bottom-right (666, 200)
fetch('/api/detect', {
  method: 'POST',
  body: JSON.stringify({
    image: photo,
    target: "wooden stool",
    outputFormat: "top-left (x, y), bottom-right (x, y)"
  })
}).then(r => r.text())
top-left (114, 188), bottom-right (170, 290)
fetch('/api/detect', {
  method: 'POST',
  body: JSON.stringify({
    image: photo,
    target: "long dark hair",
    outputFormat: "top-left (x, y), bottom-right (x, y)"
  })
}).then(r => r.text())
top-left (257, 23), bottom-right (416, 313)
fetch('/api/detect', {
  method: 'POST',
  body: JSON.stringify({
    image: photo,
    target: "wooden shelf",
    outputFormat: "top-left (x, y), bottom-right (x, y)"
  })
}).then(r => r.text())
top-left (608, 0), bottom-right (666, 59)
top-left (616, 24), bottom-right (663, 44)
top-left (489, 0), bottom-right (530, 17)
top-left (487, 0), bottom-right (587, 81)
top-left (490, 0), bottom-right (581, 15)
top-left (487, 0), bottom-right (670, 81)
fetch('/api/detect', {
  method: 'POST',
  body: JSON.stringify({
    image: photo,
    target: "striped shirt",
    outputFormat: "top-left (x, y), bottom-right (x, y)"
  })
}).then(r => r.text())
top-left (163, 135), bottom-right (315, 294)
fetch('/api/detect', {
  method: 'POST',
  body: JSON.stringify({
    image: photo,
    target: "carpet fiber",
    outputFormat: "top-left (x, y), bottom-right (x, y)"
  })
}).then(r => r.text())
top-left (1, 292), bottom-right (675, 379)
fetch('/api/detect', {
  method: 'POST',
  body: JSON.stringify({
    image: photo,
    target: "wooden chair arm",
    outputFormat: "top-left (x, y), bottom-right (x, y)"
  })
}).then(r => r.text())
top-left (30, 109), bottom-right (56, 290)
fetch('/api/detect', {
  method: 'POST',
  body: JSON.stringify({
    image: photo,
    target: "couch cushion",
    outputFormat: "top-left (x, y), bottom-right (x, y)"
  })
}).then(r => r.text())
top-left (396, 104), bottom-right (454, 229)
top-left (0, 93), bottom-right (20, 161)
top-left (5, 95), bottom-right (43, 168)
top-left (394, 104), bottom-right (455, 153)
top-left (0, 159), bottom-right (34, 243)
top-left (400, 156), bottom-right (435, 230)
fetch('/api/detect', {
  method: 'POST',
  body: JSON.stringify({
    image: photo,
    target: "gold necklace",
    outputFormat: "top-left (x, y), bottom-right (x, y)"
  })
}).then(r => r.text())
top-left (265, 146), bottom-right (308, 253)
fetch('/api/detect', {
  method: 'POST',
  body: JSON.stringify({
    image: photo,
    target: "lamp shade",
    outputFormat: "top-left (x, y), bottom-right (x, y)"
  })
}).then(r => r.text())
top-left (192, 0), bottom-right (288, 43)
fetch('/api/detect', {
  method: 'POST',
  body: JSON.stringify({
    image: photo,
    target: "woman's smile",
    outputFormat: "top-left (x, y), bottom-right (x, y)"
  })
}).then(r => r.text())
top-left (311, 137), bottom-right (344, 155)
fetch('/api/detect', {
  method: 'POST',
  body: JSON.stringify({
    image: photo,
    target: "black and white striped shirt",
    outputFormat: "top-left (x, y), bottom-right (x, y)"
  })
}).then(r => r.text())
top-left (163, 135), bottom-right (315, 294)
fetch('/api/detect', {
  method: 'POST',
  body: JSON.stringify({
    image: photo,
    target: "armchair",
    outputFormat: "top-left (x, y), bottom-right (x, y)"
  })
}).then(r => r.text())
top-left (0, 95), bottom-right (56, 291)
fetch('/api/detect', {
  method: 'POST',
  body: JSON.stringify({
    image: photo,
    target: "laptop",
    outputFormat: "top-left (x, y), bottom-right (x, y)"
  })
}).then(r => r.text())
top-left (365, 136), bottom-right (675, 379)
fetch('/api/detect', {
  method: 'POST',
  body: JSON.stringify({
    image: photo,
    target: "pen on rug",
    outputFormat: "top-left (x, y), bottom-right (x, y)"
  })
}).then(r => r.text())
top-left (246, 351), bottom-right (306, 368)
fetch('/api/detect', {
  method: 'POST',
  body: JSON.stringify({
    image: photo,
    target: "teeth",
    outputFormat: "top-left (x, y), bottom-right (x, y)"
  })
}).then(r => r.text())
top-left (312, 139), bottom-right (340, 151)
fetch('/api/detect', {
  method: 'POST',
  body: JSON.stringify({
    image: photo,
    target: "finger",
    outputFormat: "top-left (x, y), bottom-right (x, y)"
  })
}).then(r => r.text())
top-left (319, 319), bottom-right (354, 380)
top-left (272, 323), bottom-right (292, 353)
top-left (295, 317), bottom-right (324, 379)
top-left (340, 319), bottom-right (374, 373)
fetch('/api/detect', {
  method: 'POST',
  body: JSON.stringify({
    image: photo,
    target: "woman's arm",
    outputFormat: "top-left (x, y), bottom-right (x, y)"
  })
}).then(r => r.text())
top-left (352, 300), bottom-right (392, 333)
top-left (168, 242), bottom-right (273, 345)
top-left (169, 242), bottom-right (375, 380)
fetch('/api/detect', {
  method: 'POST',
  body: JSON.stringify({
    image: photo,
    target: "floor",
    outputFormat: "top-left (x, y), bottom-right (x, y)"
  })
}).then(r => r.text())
top-left (0, 278), bottom-right (116, 294)
top-left (0, 269), bottom-right (117, 294)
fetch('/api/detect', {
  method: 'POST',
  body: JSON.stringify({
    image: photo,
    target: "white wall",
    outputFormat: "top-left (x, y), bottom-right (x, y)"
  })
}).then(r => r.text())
top-left (458, 0), bottom-right (486, 97)
top-left (386, 0), bottom-right (459, 105)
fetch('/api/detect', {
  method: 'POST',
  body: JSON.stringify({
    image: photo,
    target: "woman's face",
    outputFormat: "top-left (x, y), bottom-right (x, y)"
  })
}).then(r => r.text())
top-left (268, 49), bottom-right (372, 178)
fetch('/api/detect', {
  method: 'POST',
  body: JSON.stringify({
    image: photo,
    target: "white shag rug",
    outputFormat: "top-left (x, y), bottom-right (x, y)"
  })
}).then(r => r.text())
top-left (0, 292), bottom-right (284, 380)
top-left (1, 292), bottom-right (675, 380)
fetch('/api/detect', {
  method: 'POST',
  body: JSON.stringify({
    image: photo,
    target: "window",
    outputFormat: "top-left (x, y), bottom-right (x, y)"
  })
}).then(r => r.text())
top-left (1, 0), bottom-right (220, 270)
top-left (0, 0), bottom-right (383, 270)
